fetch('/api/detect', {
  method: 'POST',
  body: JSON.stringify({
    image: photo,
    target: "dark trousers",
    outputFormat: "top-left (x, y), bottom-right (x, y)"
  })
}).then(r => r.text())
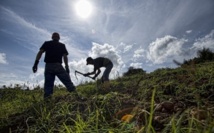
top-left (102, 62), bottom-right (113, 81)
top-left (44, 63), bottom-right (76, 98)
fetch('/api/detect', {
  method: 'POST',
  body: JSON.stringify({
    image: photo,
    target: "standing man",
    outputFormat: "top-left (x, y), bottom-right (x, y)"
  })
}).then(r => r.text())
top-left (84, 57), bottom-right (113, 83)
top-left (32, 32), bottom-right (76, 98)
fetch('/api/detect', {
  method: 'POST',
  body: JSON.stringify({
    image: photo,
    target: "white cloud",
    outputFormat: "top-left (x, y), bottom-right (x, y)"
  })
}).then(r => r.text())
top-left (186, 30), bottom-right (192, 34)
top-left (89, 42), bottom-right (123, 67)
top-left (0, 53), bottom-right (8, 64)
top-left (0, 73), bottom-right (28, 87)
top-left (130, 62), bottom-right (142, 68)
top-left (192, 30), bottom-right (214, 51)
top-left (147, 35), bottom-right (187, 64)
top-left (123, 45), bottom-right (133, 53)
top-left (0, 73), bottom-right (16, 79)
top-left (133, 48), bottom-right (146, 59)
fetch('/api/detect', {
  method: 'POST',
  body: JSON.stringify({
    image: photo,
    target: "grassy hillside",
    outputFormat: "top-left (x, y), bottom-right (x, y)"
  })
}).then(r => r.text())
top-left (0, 61), bottom-right (214, 133)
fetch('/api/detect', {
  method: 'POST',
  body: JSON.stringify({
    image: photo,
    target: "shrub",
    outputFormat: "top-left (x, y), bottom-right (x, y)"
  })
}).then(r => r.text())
top-left (123, 67), bottom-right (146, 76)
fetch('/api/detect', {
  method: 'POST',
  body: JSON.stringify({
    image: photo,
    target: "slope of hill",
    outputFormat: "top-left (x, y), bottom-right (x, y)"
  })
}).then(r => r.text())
top-left (0, 61), bottom-right (214, 133)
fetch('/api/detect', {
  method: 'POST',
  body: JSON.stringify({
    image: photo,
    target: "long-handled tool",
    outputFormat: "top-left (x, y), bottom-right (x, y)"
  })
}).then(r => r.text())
top-left (75, 70), bottom-right (94, 80)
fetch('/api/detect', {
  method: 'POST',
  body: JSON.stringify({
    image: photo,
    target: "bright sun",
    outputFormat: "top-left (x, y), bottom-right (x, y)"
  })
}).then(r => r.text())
top-left (75, 0), bottom-right (93, 19)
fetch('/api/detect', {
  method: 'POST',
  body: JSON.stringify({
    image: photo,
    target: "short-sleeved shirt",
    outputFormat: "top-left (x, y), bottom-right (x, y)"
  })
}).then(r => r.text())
top-left (40, 40), bottom-right (68, 63)
top-left (93, 57), bottom-right (112, 71)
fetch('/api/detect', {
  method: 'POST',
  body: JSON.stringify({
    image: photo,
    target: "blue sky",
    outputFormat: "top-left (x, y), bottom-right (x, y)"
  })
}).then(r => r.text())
top-left (0, 0), bottom-right (214, 88)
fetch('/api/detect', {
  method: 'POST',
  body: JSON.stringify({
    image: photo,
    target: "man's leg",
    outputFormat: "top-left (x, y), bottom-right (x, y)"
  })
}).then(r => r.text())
top-left (57, 69), bottom-right (83, 99)
top-left (102, 63), bottom-right (113, 81)
top-left (44, 65), bottom-right (55, 98)
top-left (102, 63), bottom-right (113, 89)
top-left (56, 65), bottom-right (76, 92)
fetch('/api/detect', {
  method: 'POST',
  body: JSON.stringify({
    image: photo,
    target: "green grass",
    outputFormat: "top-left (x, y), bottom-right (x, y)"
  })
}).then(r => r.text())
top-left (0, 62), bottom-right (214, 133)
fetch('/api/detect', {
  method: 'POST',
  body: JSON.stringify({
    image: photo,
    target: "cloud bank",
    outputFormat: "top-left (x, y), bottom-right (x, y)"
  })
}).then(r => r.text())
top-left (192, 30), bottom-right (214, 51)
top-left (147, 35), bottom-right (187, 64)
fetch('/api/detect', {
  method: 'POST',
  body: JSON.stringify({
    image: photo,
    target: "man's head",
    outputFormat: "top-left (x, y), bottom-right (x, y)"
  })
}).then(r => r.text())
top-left (86, 57), bottom-right (93, 65)
top-left (52, 32), bottom-right (60, 40)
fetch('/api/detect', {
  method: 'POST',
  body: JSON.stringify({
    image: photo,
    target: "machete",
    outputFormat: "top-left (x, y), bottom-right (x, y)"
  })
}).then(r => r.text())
top-left (75, 70), bottom-right (94, 80)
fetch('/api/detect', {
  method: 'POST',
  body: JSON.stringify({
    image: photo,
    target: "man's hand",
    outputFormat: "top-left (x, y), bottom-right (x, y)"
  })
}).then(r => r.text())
top-left (32, 66), bottom-right (37, 73)
top-left (32, 60), bottom-right (39, 73)
top-left (65, 66), bottom-right (70, 74)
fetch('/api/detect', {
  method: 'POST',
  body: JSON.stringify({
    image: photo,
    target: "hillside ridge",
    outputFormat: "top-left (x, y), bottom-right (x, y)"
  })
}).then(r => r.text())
top-left (0, 61), bottom-right (214, 132)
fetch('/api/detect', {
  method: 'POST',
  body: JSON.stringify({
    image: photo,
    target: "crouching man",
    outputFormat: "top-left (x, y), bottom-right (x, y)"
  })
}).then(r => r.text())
top-left (84, 57), bottom-right (113, 88)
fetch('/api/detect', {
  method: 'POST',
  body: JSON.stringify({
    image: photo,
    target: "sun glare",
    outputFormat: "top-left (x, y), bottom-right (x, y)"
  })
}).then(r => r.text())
top-left (75, 0), bottom-right (93, 19)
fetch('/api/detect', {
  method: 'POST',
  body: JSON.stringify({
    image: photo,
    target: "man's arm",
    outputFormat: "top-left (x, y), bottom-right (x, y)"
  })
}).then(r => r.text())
top-left (32, 49), bottom-right (44, 73)
top-left (35, 49), bottom-right (44, 61)
top-left (84, 68), bottom-right (97, 76)
top-left (84, 69), bottom-right (100, 79)
top-left (63, 54), bottom-right (69, 67)
top-left (94, 69), bottom-right (101, 78)
top-left (83, 68), bottom-right (101, 80)
top-left (63, 54), bottom-right (70, 74)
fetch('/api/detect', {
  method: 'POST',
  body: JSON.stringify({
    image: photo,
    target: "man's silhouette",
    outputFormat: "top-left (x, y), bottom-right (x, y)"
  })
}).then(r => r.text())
top-left (84, 57), bottom-right (113, 83)
top-left (32, 32), bottom-right (76, 98)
